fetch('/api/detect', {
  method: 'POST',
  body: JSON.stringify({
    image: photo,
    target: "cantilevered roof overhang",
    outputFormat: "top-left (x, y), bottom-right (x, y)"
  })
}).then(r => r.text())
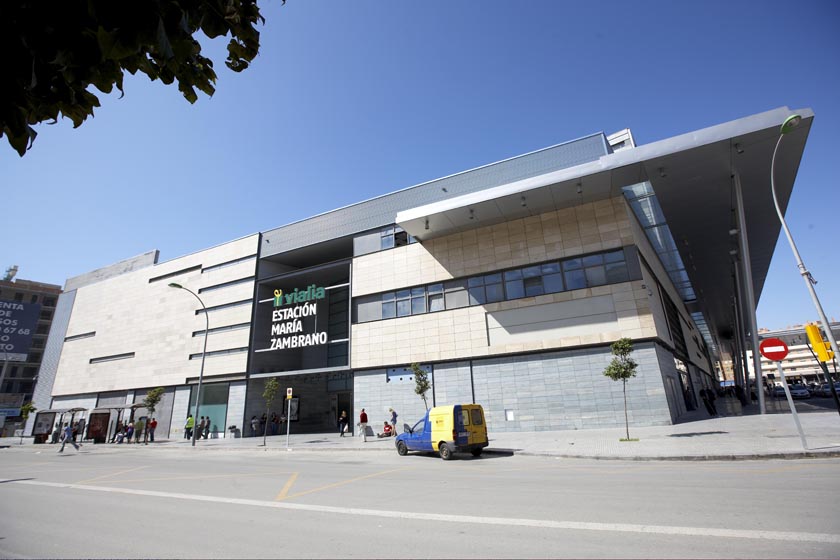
top-left (396, 107), bottom-right (814, 355)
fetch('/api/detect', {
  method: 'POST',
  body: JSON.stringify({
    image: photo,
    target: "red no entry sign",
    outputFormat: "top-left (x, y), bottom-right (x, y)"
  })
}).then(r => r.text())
top-left (759, 338), bottom-right (789, 361)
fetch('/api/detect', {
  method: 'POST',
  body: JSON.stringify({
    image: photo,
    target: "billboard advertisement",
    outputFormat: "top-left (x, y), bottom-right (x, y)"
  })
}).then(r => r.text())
top-left (0, 300), bottom-right (41, 361)
top-left (251, 261), bottom-right (350, 375)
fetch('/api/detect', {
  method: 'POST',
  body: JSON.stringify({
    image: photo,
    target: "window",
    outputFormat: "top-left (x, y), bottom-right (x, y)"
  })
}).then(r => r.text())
top-left (65, 331), bottom-right (96, 342)
top-left (148, 265), bottom-right (201, 283)
top-left (484, 273), bottom-right (504, 303)
top-left (379, 225), bottom-right (416, 251)
top-left (428, 284), bottom-right (444, 312)
top-left (444, 280), bottom-right (469, 309)
top-left (396, 289), bottom-right (411, 317)
top-left (504, 269), bottom-right (524, 300)
top-left (355, 248), bottom-right (633, 323)
top-left (14, 293), bottom-right (23, 302)
top-left (382, 292), bottom-right (396, 318)
top-left (410, 287), bottom-right (426, 315)
top-left (90, 352), bottom-right (135, 364)
top-left (471, 408), bottom-right (483, 425)
top-left (43, 297), bottom-right (56, 307)
top-left (30, 294), bottom-right (38, 303)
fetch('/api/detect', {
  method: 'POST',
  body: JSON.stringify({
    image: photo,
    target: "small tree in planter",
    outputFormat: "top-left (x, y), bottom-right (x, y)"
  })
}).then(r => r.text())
top-left (142, 387), bottom-right (165, 444)
top-left (19, 402), bottom-right (36, 445)
top-left (262, 378), bottom-right (280, 446)
top-left (603, 338), bottom-right (638, 441)
top-left (411, 363), bottom-right (431, 410)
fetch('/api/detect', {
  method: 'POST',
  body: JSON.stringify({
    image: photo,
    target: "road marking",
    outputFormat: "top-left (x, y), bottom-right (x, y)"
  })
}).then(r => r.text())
top-left (274, 472), bottom-right (299, 500)
top-left (3, 478), bottom-right (839, 544)
top-left (83, 470), bottom-right (293, 485)
top-left (282, 467), bottom-right (413, 500)
top-left (74, 465), bottom-right (149, 485)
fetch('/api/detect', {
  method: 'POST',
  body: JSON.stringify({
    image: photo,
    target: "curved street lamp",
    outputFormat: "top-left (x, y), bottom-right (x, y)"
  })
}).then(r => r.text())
top-left (168, 282), bottom-right (208, 447)
top-left (770, 115), bottom-right (840, 396)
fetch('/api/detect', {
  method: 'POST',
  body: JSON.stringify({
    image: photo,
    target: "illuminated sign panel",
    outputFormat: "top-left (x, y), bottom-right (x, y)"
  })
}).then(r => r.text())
top-left (250, 262), bottom-right (350, 375)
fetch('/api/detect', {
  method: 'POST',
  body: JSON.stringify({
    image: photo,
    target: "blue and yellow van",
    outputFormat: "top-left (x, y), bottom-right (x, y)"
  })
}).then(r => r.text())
top-left (395, 404), bottom-right (488, 460)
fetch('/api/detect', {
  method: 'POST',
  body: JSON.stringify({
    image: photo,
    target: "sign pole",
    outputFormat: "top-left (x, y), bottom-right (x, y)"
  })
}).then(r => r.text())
top-left (285, 387), bottom-right (292, 450)
top-left (760, 338), bottom-right (808, 450)
top-left (776, 362), bottom-right (808, 450)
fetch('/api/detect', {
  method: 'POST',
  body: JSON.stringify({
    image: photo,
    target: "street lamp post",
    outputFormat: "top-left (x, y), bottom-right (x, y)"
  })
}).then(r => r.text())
top-left (769, 114), bottom-right (840, 401)
top-left (168, 282), bottom-right (208, 447)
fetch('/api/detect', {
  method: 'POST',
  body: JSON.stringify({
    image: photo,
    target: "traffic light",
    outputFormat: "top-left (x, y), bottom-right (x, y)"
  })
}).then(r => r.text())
top-left (805, 323), bottom-right (834, 362)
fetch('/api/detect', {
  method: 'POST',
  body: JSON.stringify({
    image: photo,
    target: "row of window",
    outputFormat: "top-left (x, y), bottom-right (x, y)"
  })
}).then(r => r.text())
top-left (356, 248), bottom-right (634, 323)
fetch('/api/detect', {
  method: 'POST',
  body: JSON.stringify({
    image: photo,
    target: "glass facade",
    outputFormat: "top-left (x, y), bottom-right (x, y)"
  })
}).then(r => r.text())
top-left (190, 382), bottom-right (229, 437)
top-left (354, 247), bottom-right (633, 323)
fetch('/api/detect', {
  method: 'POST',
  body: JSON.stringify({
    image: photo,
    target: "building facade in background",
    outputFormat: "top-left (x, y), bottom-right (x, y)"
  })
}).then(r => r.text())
top-left (29, 107), bottom-right (813, 441)
top-left (0, 268), bottom-right (61, 436)
top-left (747, 324), bottom-right (840, 387)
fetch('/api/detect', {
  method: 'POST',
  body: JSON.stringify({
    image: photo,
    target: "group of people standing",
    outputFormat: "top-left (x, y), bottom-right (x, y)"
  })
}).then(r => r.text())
top-left (341, 407), bottom-right (397, 442)
top-left (249, 413), bottom-right (285, 437)
top-left (112, 417), bottom-right (158, 444)
top-left (183, 414), bottom-right (213, 440)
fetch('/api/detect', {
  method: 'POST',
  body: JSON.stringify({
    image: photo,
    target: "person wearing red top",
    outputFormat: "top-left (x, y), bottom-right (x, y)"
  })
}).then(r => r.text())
top-left (148, 418), bottom-right (158, 442)
top-left (377, 422), bottom-right (393, 438)
top-left (359, 409), bottom-right (368, 442)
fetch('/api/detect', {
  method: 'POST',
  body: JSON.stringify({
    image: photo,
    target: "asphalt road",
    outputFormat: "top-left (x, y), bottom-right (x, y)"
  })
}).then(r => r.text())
top-left (1, 446), bottom-right (839, 558)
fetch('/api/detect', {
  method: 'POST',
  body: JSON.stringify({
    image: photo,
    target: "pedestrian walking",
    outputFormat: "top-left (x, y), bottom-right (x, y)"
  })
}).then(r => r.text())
top-left (58, 423), bottom-right (80, 453)
top-left (338, 410), bottom-right (349, 437)
top-left (126, 422), bottom-right (134, 443)
top-left (204, 416), bottom-right (211, 439)
top-left (198, 416), bottom-right (206, 440)
top-left (184, 414), bottom-right (194, 439)
top-left (359, 408), bottom-right (368, 442)
top-left (148, 418), bottom-right (158, 442)
top-left (389, 408), bottom-right (398, 436)
top-left (250, 415), bottom-right (259, 437)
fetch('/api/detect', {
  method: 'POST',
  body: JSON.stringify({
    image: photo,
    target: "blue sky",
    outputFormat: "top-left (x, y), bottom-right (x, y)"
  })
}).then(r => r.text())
top-left (3, 0), bottom-right (838, 331)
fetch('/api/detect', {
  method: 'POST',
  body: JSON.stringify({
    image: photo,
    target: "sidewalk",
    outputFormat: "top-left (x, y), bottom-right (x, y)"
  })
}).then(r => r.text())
top-left (5, 411), bottom-right (839, 460)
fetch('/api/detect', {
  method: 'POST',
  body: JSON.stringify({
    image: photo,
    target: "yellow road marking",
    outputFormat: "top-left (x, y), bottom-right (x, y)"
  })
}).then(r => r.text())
top-left (75, 465), bottom-right (149, 485)
top-left (274, 472), bottom-right (299, 501)
top-left (281, 467), bottom-right (414, 501)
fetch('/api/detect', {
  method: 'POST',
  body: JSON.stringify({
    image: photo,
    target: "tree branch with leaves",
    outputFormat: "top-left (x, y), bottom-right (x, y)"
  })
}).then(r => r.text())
top-left (1, 0), bottom-right (279, 156)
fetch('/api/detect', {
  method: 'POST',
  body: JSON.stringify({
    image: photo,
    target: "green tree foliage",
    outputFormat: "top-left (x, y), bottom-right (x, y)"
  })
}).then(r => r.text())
top-left (603, 338), bottom-right (638, 441)
top-left (19, 401), bottom-right (36, 444)
top-left (411, 363), bottom-right (431, 410)
top-left (262, 377), bottom-right (280, 445)
top-left (1, 0), bottom-right (275, 156)
top-left (143, 387), bottom-right (165, 417)
top-left (142, 387), bottom-right (165, 444)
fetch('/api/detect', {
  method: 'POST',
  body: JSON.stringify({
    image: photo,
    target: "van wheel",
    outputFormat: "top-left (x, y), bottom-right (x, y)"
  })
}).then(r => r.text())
top-left (397, 441), bottom-right (408, 456)
top-left (439, 443), bottom-right (453, 460)
top-left (471, 448), bottom-right (483, 457)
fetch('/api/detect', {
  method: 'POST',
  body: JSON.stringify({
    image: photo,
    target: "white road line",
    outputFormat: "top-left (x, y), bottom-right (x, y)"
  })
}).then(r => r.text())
top-left (4, 479), bottom-right (840, 544)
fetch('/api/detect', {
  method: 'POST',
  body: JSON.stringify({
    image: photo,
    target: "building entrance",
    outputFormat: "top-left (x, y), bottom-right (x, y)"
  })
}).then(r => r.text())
top-left (244, 371), bottom-right (353, 435)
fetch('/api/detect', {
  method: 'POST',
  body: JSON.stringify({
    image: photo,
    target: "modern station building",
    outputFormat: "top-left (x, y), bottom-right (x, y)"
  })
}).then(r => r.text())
top-left (29, 106), bottom-right (813, 440)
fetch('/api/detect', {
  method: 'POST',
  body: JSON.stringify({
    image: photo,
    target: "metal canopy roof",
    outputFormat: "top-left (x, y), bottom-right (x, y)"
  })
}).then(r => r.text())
top-left (396, 107), bottom-right (814, 356)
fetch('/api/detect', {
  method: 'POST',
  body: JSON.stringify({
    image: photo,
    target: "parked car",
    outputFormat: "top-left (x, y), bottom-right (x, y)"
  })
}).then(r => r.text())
top-left (789, 385), bottom-right (811, 399)
top-left (816, 383), bottom-right (840, 398)
top-left (771, 385), bottom-right (811, 399)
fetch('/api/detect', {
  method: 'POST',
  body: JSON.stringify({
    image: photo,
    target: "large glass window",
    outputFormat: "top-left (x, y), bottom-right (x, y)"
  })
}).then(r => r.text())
top-left (356, 248), bottom-right (633, 323)
top-left (189, 382), bottom-right (229, 438)
top-left (428, 284), bottom-right (444, 312)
